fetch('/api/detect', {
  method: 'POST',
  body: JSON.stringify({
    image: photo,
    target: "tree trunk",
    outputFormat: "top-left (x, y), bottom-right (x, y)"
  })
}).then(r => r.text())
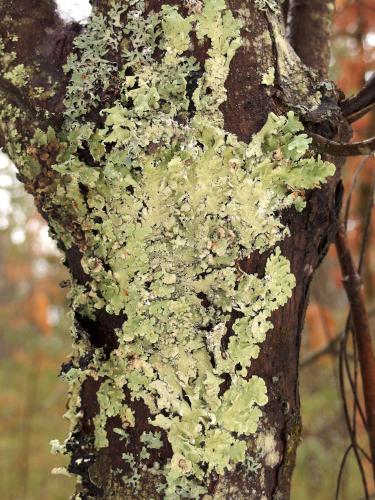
top-left (0, 1), bottom-right (349, 498)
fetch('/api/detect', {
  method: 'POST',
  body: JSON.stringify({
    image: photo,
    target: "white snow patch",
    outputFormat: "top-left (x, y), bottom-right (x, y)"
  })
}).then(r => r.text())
top-left (54, 0), bottom-right (92, 24)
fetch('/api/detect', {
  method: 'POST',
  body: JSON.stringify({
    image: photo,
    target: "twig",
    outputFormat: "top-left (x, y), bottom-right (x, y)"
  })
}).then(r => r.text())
top-left (311, 132), bottom-right (375, 157)
top-left (338, 327), bottom-right (370, 497)
top-left (351, 170), bottom-right (375, 445)
top-left (347, 170), bottom-right (375, 433)
top-left (342, 317), bottom-right (369, 432)
top-left (301, 330), bottom-right (342, 368)
top-left (336, 173), bottom-right (375, 495)
top-left (350, 169), bottom-right (375, 432)
top-left (301, 308), bottom-right (375, 369)
top-left (351, 323), bottom-right (362, 463)
top-left (344, 158), bottom-right (369, 229)
top-left (335, 222), bottom-right (375, 483)
top-left (341, 73), bottom-right (375, 124)
top-left (358, 171), bottom-right (375, 274)
top-left (335, 444), bottom-right (370, 500)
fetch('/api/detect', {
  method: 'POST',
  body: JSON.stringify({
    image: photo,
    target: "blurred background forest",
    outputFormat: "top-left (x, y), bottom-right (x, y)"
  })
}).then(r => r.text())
top-left (0, 1), bottom-right (375, 498)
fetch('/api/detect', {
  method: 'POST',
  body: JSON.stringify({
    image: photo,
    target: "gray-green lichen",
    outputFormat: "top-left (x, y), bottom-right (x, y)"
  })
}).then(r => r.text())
top-left (9, 0), bottom-right (335, 497)
top-left (267, 14), bottom-right (323, 113)
top-left (255, 0), bottom-right (283, 12)
top-left (3, 62), bottom-right (29, 87)
top-left (261, 67), bottom-right (275, 86)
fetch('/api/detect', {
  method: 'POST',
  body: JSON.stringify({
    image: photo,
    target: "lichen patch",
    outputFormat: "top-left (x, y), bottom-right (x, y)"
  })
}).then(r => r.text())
top-left (4, 0), bottom-right (336, 497)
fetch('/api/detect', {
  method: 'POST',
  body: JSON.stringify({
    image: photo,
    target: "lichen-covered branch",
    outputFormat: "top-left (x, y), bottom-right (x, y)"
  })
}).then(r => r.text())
top-left (0, 0), bottom-right (80, 149)
top-left (0, 0), bottom-right (346, 498)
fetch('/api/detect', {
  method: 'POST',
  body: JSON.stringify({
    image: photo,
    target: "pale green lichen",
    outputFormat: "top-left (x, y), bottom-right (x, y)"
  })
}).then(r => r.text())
top-left (141, 431), bottom-right (163, 450)
top-left (0, 34), bottom-right (53, 102)
top-left (0, 103), bottom-right (23, 158)
top-left (261, 66), bottom-right (275, 86)
top-left (62, 4), bottom-right (126, 123)
top-left (12, 0), bottom-right (335, 496)
top-left (50, 439), bottom-right (66, 455)
top-left (0, 35), bottom-right (17, 70)
top-left (93, 379), bottom-right (135, 449)
top-left (3, 63), bottom-right (28, 88)
top-left (267, 14), bottom-right (323, 113)
top-left (256, 430), bottom-right (280, 468)
top-left (51, 467), bottom-right (71, 477)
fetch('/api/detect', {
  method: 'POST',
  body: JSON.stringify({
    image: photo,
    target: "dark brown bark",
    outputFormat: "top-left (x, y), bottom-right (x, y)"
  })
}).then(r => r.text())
top-left (0, 0), bottom-right (80, 148)
top-left (288, 0), bottom-right (334, 75)
top-left (0, 1), bottom-right (347, 498)
top-left (282, 0), bottom-right (290, 25)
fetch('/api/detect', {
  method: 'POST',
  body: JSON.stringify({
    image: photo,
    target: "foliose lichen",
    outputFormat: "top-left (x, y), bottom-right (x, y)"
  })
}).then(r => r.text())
top-left (261, 66), bottom-right (275, 86)
top-left (3, 62), bottom-right (29, 87)
top-left (9, 0), bottom-right (335, 496)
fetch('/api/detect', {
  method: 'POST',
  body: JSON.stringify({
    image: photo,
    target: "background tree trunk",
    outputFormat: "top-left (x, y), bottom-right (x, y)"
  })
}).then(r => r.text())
top-left (0, 1), bottom-right (349, 498)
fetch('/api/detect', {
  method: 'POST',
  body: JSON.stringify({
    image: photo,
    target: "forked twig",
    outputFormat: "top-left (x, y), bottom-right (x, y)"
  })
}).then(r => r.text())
top-left (335, 222), bottom-right (375, 483)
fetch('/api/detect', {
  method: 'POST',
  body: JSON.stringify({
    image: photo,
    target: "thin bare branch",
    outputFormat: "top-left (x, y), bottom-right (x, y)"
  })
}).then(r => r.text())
top-left (342, 323), bottom-right (368, 433)
top-left (311, 132), bottom-right (375, 157)
top-left (344, 158), bottom-right (369, 229)
top-left (336, 222), bottom-right (375, 483)
top-left (335, 444), bottom-right (370, 500)
top-left (341, 73), bottom-right (375, 123)
top-left (301, 331), bottom-right (342, 368)
top-left (336, 174), bottom-right (375, 495)
top-left (301, 308), bottom-right (375, 369)
top-left (358, 171), bottom-right (375, 273)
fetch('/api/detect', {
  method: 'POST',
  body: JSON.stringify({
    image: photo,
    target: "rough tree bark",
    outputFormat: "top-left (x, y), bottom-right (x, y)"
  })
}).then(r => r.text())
top-left (0, 1), bottom-right (349, 498)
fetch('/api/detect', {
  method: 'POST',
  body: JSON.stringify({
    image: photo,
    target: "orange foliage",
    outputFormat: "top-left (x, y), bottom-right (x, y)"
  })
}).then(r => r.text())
top-left (28, 291), bottom-right (51, 336)
top-left (0, 213), bottom-right (67, 338)
top-left (305, 304), bottom-right (336, 358)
